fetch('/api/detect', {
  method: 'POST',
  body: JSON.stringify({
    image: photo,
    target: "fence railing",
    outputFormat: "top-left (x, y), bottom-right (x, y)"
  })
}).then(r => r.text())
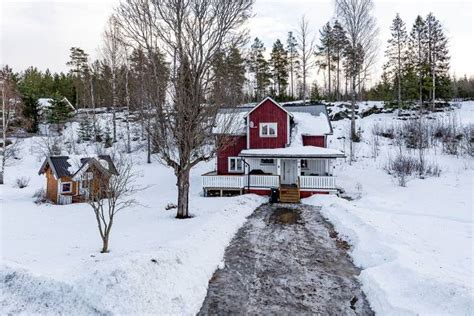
top-left (299, 176), bottom-right (336, 189)
top-left (202, 174), bottom-right (336, 190)
top-left (202, 175), bottom-right (245, 188)
top-left (246, 175), bottom-right (280, 188)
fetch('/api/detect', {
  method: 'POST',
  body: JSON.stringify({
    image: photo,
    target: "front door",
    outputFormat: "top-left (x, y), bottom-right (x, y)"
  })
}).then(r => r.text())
top-left (281, 160), bottom-right (297, 185)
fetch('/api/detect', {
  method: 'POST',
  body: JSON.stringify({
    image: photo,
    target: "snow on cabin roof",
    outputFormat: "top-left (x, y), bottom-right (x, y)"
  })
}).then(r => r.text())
top-left (239, 146), bottom-right (345, 158)
top-left (38, 154), bottom-right (117, 179)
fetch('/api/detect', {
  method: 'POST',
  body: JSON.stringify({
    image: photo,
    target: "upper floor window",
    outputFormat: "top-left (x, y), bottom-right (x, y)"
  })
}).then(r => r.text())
top-left (228, 157), bottom-right (243, 173)
top-left (259, 123), bottom-right (277, 137)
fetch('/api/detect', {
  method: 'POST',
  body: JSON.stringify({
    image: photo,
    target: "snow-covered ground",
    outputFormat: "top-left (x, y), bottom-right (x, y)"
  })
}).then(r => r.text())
top-left (1, 102), bottom-right (473, 315)
top-left (0, 118), bottom-right (266, 314)
top-left (304, 101), bottom-right (474, 315)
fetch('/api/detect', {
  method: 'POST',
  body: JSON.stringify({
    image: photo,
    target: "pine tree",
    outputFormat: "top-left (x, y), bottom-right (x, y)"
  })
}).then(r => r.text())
top-left (316, 22), bottom-right (334, 100)
top-left (384, 14), bottom-right (408, 108)
top-left (310, 81), bottom-right (321, 102)
top-left (248, 38), bottom-right (271, 100)
top-left (332, 20), bottom-right (348, 101)
top-left (66, 47), bottom-right (89, 108)
top-left (227, 46), bottom-right (246, 104)
top-left (425, 13), bottom-right (449, 107)
top-left (409, 16), bottom-right (428, 105)
top-left (47, 94), bottom-right (73, 132)
top-left (78, 119), bottom-right (93, 141)
top-left (286, 32), bottom-right (300, 99)
top-left (21, 94), bottom-right (39, 133)
top-left (270, 39), bottom-right (289, 99)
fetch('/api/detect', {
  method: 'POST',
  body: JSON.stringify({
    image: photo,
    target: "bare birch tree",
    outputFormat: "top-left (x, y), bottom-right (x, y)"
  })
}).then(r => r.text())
top-left (297, 15), bottom-right (315, 105)
top-left (117, 0), bottom-right (252, 218)
top-left (102, 15), bottom-right (124, 143)
top-left (336, 0), bottom-right (378, 161)
top-left (0, 68), bottom-right (22, 184)
top-left (86, 156), bottom-right (141, 253)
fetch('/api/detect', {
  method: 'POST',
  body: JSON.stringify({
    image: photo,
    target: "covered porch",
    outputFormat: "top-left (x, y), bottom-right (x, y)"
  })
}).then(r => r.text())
top-left (202, 146), bottom-right (345, 200)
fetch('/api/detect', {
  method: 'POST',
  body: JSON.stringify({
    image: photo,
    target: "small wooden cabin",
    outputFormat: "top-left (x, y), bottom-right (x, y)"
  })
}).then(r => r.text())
top-left (38, 155), bottom-right (118, 205)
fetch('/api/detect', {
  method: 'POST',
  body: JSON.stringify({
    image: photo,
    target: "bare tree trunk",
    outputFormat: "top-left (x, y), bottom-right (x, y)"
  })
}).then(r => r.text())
top-left (101, 236), bottom-right (109, 253)
top-left (432, 70), bottom-right (436, 110)
top-left (350, 74), bottom-right (356, 162)
top-left (327, 50), bottom-right (331, 101)
top-left (176, 169), bottom-right (190, 218)
top-left (112, 71), bottom-right (117, 142)
top-left (1, 83), bottom-right (5, 185)
top-left (397, 38), bottom-right (401, 109)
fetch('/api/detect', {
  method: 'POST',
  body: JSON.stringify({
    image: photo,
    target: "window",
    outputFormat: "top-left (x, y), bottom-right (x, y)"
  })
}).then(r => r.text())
top-left (260, 159), bottom-right (275, 165)
top-left (61, 182), bottom-right (72, 193)
top-left (228, 157), bottom-right (243, 173)
top-left (259, 123), bottom-right (277, 137)
top-left (301, 159), bottom-right (308, 169)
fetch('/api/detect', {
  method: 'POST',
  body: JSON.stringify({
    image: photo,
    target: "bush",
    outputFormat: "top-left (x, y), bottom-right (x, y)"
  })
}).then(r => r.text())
top-left (15, 177), bottom-right (30, 189)
top-left (385, 153), bottom-right (441, 186)
top-left (385, 154), bottom-right (417, 187)
top-left (33, 188), bottom-right (47, 204)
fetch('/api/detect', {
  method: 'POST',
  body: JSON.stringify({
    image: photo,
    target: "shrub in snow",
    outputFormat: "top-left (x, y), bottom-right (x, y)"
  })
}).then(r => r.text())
top-left (385, 154), bottom-right (417, 187)
top-left (33, 188), bottom-right (47, 204)
top-left (15, 177), bottom-right (30, 189)
top-left (165, 203), bottom-right (177, 210)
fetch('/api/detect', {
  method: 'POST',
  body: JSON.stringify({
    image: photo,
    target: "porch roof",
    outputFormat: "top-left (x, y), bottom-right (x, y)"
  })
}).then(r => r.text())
top-left (239, 146), bottom-right (345, 159)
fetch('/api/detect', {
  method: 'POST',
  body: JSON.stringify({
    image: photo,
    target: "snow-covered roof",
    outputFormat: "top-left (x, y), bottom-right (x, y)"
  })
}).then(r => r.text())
top-left (38, 155), bottom-right (117, 179)
top-left (239, 146), bottom-right (345, 158)
top-left (38, 97), bottom-right (76, 111)
top-left (212, 111), bottom-right (247, 135)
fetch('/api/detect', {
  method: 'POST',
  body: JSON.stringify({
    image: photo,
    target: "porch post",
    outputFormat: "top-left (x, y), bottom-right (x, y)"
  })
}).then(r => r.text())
top-left (277, 159), bottom-right (281, 176)
top-left (297, 159), bottom-right (301, 176)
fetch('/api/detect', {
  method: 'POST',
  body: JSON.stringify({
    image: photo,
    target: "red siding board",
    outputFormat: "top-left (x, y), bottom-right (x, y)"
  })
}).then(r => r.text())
top-left (217, 136), bottom-right (247, 175)
top-left (248, 99), bottom-right (288, 149)
top-left (302, 135), bottom-right (326, 148)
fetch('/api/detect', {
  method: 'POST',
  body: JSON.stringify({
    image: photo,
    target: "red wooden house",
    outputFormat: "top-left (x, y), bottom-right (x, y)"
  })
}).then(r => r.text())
top-left (202, 97), bottom-right (345, 202)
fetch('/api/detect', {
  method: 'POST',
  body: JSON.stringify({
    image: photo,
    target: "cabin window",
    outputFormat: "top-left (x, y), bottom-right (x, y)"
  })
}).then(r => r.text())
top-left (301, 159), bottom-right (308, 169)
top-left (61, 182), bottom-right (72, 193)
top-left (259, 123), bottom-right (277, 137)
top-left (260, 159), bottom-right (275, 165)
top-left (228, 157), bottom-right (243, 173)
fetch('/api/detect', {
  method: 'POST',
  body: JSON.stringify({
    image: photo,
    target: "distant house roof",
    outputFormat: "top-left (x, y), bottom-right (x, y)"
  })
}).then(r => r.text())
top-left (37, 97), bottom-right (76, 112)
top-left (38, 155), bottom-right (117, 179)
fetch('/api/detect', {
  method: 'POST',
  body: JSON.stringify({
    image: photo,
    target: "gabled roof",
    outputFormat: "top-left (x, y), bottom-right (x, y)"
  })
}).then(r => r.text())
top-left (72, 155), bottom-right (118, 180)
top-left (38, 155), bottom-right (117, 179)
top-left (38, 156), bottom-right (72, 178)
top-left (243, 96), bottom-right (294, 118)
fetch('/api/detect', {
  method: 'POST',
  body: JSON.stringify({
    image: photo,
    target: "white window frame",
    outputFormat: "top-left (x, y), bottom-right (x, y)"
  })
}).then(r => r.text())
top-left (228, 157), bottom-right (243, 173)
top-left (61, 182), bottom-right (72, 193)
top-left (259, 122), bottom-right (278, 138)
top-left (260, 158), bottom-right (275, 165)
top-left (301, 159), bottom-right (308, 169)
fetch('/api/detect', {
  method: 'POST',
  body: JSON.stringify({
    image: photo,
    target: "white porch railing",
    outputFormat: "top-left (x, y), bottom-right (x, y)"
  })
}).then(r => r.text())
top-left (299, 176), bottom-right (336, 189)
top-left (202, 174), bottom-right (336, 190)
top-left (58, 195), bottom-right (72, 205)
top-left (247, 175), bottom-right (280, 188)
top-left (202, 175), bottom-right (245, 188)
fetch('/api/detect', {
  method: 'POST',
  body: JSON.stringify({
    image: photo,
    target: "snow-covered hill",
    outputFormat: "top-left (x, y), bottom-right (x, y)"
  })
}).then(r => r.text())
top-left (305, 101), bottom-right (474, 315)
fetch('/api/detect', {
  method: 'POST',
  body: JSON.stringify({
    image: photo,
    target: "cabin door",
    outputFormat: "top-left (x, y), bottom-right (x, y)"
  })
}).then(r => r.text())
top-left (281, 159), bottom-right (297, 185)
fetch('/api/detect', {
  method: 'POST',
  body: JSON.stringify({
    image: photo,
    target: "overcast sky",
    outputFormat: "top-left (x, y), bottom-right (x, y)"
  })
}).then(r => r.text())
top-left (1, 0), bottom-right (473, 86)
